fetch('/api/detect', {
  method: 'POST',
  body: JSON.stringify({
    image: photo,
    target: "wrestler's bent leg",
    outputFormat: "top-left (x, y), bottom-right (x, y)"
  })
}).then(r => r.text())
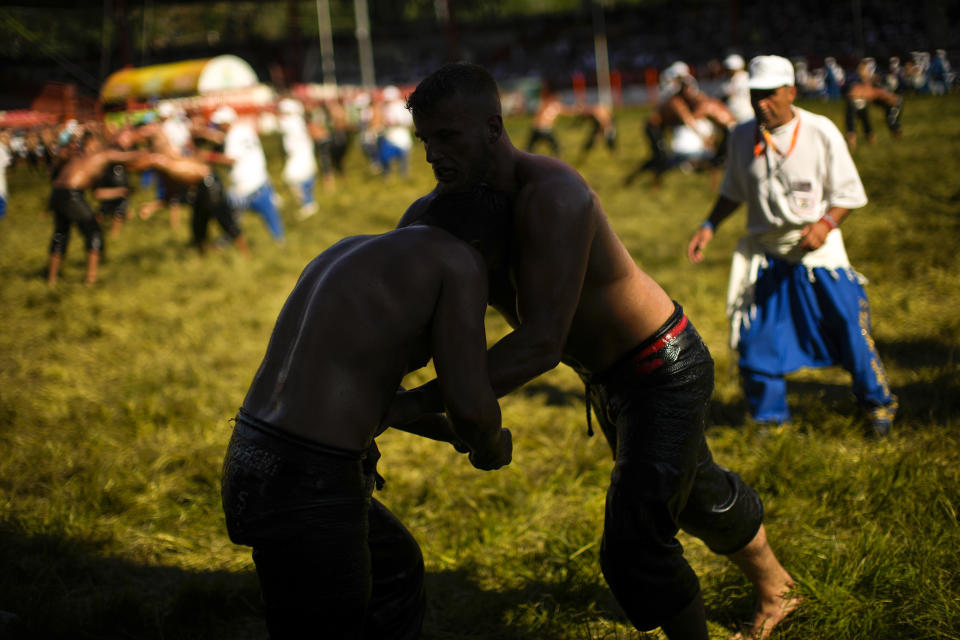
top-left (678, 436), bottom-right (764, 555)
top-left (364, 498), bottom-right (425, 640)
top-left (597, 343), bottom-right (715, 630)
top-left (253, 520), bottom-right (371, 640)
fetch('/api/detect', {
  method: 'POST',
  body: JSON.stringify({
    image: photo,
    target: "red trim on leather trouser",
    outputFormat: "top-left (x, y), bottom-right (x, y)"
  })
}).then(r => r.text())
top-left (634, 315), bottom-right (690, 372)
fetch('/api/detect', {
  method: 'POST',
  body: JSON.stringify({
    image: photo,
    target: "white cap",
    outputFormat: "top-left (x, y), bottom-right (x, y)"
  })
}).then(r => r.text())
top-left (277, 98), bottom-right (303, 115)
top-left (157, 102), bottom-right (175, 119)
top-left (724, 54), bottom-right (745, 71)
top-left (661, 61), bottom-right (691, 84)
top-left (210, 105), bottom-right (237, 125)
top-left (747, 55), bottom-right (795, 89)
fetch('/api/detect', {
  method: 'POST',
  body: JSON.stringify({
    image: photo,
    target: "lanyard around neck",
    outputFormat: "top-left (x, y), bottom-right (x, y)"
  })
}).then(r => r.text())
top-left (753, 114), bottom-right (801, 158)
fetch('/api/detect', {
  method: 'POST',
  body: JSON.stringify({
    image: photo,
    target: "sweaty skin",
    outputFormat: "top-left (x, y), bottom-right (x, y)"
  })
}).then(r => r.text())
top-left (131, 152), bottom-right (215, 187)
top-left (242, 225), bottom-right (511, 470)
top-left (652, 83), bottom-right (736, 147)
top-left (52, 140), bottom-right (146, 191)
top-left (46, 135), bottom-right (148, 286)
top-left (531, 93), bottom-right (567, 130)
top-left (846, 82), bottom-right (900, 107)
top-left (399, 67), bottom-right (797, 640)
top-left (401, 91), bottom-right (675, 397)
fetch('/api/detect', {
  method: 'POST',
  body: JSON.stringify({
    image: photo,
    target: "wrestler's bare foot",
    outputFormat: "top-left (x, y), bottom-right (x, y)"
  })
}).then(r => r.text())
top-left (727, 524), bottom-right (799, 640)
top-left (727, 588), bottom-right (801, 640)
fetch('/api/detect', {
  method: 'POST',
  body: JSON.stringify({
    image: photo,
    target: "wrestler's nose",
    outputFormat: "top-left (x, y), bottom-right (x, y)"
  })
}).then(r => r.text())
top-left (425, 142), bottom-right (443, 164)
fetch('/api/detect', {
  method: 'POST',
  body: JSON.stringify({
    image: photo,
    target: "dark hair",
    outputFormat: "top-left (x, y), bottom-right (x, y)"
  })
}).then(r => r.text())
top-left (406, 62), bottom-right (501, 119)
top-left (415, 185), bottom-right (513, 274)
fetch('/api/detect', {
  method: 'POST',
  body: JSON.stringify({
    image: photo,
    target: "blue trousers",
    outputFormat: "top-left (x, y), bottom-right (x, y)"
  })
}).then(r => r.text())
top-left (738, 257), bottom-right (894, 423)
top-left (231, 182), bottom-right (285, 240)
top-left (295, 175), bottom-right (316, 206)
top-left (377, 138), bottom-right (409, 177)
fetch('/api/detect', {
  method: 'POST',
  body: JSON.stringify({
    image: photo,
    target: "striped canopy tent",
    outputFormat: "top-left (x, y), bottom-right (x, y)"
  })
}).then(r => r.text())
top-left (100, 55), bottom-right (259, 104)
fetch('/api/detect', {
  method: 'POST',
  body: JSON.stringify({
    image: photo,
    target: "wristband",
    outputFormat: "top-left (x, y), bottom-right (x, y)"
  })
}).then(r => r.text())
top-left (820, 213), bottom-right (838, 230)
top-left (700, 220), bottom-right (715, 232)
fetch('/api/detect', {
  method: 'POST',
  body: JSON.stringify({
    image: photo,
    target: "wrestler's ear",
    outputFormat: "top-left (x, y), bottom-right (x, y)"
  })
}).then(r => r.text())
top-left (485, 115), bottom-right (503, 144)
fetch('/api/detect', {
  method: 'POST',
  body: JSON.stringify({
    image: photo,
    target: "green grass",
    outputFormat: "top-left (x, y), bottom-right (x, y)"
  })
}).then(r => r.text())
top-left (1, 94), bottom-right (959, 639)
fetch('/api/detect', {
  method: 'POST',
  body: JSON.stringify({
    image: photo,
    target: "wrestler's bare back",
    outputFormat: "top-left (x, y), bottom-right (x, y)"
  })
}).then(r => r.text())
top-left (53, 148), bottom-right (144, 191)
top-left (502, 151), bottom-right (675, 373)
top-left (242, 226), bottom-right (493, 451)
top-left (532, 98), bottom-right (564, 128)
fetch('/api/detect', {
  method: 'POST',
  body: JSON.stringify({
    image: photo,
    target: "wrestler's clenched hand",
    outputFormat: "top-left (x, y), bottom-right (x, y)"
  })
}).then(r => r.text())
top-left (468, 428), bottom-right (513, 471)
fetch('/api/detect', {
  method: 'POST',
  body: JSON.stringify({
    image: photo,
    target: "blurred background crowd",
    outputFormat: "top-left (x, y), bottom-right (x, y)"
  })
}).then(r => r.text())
top-left (0, 0), bottom-right (956, 283)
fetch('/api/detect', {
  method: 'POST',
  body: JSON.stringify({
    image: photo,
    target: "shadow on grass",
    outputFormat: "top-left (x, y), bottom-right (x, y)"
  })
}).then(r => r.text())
top-left (423, 568), bottom-right (629, 640)
top-left (0, 515), bottom-right (817, 639)
top-left (0, 521), bottom-right (647, 640)
top-left (425, 568), bottom-right (775, 640)
top-left (518, 382), bottom-right (583, 408)
top-left (875, 336), bottom-right (957, 371)
top-left (0, 524), bottom-right (264, 640)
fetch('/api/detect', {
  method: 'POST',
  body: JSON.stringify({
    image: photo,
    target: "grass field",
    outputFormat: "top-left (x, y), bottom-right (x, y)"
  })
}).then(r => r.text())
top-left (1, 94), bottom-right (959, 640)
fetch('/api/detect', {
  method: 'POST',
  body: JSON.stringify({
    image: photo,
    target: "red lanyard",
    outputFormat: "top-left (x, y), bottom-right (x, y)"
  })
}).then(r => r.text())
top-left (753, 115), bottom-right (801, 158)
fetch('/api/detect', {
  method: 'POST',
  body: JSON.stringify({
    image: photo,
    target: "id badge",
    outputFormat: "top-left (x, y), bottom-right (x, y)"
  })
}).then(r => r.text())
top-left (789, 179), bottom-right (816, 215)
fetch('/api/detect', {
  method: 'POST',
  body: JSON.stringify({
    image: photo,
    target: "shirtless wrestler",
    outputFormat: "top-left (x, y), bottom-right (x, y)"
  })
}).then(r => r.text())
top-left (625, 64), bottom-right (736, 186)
top-left (132, 151), bottom-right (250, 256)
top-left (221, 188), bottom-right (513, 639)
top-left (47, 131), bottom-right (146, 285)
top-left (393, 62), bottom-right (797, 640)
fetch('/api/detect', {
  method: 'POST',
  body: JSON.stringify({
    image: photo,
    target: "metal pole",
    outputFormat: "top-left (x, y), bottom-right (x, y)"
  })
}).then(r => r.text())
top-left (852, 0), bottom-right (864, 60)
top-left (354, 0), bottom-right (376, 88)
top-left (100, 0), bottom-right (112, 85)
top-left (140, 0), bottom-right (151, 66)
top-left (316, 0), bottom-right (337, 86)
top-left (435, 0), bottom-right (458, 61)
top-left (591, 0), bottom-right (612, 108)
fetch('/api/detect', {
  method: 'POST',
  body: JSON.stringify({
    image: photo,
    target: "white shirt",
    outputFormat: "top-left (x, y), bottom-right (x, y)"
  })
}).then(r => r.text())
top-left (381, 99), bottom-right (413, 151)
top-left (224, 122), bottom-right (269, 198)
top-left (670, 118), bottom-right (715, 157)
top-left (0, 143), bottom-right (9, 198)
top-left (161, 117), bottom-right (192, 155)
top-left (719, 106), bottom-right (868, 347)
top-left (720, 106), bottom-right (867, 235)
top-left (278, 113), bottom-right (318, 183)
top-left (723, 70), bottom-right (754, 123)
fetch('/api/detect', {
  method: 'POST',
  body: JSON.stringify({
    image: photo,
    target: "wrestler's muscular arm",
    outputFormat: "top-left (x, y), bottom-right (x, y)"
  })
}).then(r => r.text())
top-left (396, 170), bottom-right (596, 413)
top-left (485, 174), bottom-right (596, 394)
top-left (106, 149), bottom-right (149, 170)
top-left (429, 242), bottom-right (512, 470)
top-left (384, 409), bottom-right (471, 452)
